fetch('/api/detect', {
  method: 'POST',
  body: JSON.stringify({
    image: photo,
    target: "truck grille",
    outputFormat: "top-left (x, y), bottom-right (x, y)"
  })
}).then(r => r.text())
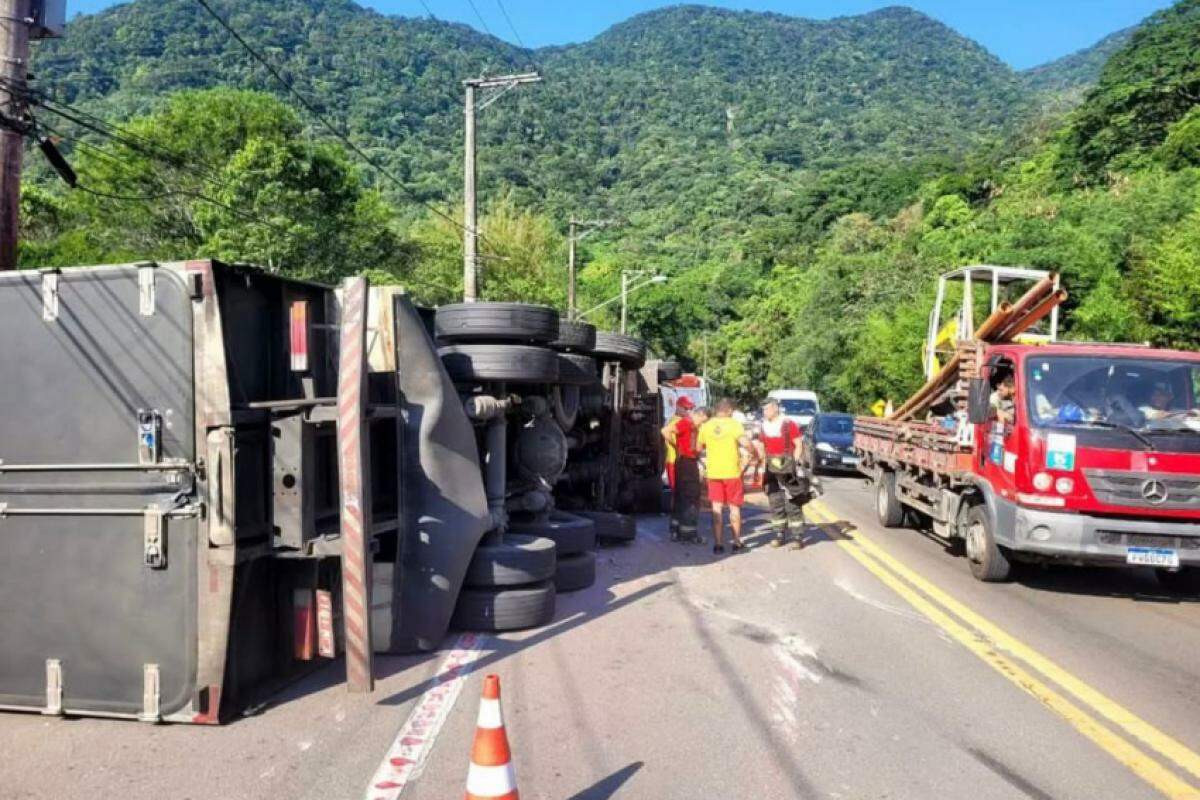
top-left (1097, 532), bottom-right (1200, 550)
top-left (1084, 470), bottom-right (1200, 512)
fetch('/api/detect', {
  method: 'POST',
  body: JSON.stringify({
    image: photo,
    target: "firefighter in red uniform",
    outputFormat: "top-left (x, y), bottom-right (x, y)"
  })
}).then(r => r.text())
top-left (665, 397), bottom-right (703, 542)
top-left (755, 399), bottom-right (817, 549)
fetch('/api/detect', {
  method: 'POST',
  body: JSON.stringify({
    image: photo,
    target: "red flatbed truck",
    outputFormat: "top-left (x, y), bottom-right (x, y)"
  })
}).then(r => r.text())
top-left (856, 340), bottom-right (1200, 585)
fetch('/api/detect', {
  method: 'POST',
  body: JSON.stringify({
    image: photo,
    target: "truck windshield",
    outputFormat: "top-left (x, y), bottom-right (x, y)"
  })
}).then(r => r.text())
top-left (1025, 356), bottom-right (1200, 432)
top-left (780, 399), bottom-right (817, 416)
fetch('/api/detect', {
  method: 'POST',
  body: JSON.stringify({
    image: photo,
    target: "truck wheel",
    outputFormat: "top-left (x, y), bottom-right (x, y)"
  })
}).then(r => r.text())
top-left (557, 353), bottom-right (598, 385)
top-left (439, 344), bottom-right (559, 384)
top-left (555, 551), bottom-right (597, 592)
top-left (451, 582), bottom-right (556, 632)
top-left (593, 332), bottom-right (647, 368)
top-left (463, 534), bottom-right (557, 588)
top-left (964, 504), bottom-right (1011, 582)
top-left (876, 471), bottom-right (905, 528)
top-left (550, 320), bottom-right (597, 353)
top-left (575, 510), bottom-right (636, 544)
top-left (508, 512), bottom-right (597, 556)
top-left (435, 302), bottom-right (559, 344)
top-left (1155, 567), bottom-right (1200, 594)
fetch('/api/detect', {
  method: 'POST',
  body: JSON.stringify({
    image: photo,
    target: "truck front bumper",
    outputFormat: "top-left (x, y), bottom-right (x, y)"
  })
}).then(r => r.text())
top-left (995, 498), bottom-right (1200, 567)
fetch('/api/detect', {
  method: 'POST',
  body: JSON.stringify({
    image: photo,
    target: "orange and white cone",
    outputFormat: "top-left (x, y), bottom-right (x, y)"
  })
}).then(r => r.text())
top-left (464, 675), bottom-right (518, 800)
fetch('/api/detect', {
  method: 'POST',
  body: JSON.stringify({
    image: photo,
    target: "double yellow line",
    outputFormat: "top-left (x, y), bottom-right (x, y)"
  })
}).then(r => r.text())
top-left (807, 499), bottom-right (1200, 800)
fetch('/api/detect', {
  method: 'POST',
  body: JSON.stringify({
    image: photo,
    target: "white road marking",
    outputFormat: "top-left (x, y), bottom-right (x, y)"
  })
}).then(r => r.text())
top-left (834, 575), bottom-right (930, 625)
top-left (364, 632), bottom-right (489, 800)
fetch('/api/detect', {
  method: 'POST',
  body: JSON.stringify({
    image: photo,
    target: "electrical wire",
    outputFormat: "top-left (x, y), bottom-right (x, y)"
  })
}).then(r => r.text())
top-left (415, 0), bottom-right (436, 18)
top-left (493, 0), bottom-right (526, 48)
top-left (191, 0), bottom-right (485, 247)
top-left (463, 0), bottom-right (494, 37)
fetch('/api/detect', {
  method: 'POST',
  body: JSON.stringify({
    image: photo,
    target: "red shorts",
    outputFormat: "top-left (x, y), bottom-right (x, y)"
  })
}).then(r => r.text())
top-left (666, 462), bottom-right (676, 490)
top-left (707, 478), bottom-right (744, 506)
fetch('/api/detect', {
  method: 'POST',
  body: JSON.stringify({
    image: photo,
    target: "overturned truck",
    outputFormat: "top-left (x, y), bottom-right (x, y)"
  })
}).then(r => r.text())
top-left (0, 261), bottom-right (492, 722)
top-left (0, 262), bottom-right (666, 723)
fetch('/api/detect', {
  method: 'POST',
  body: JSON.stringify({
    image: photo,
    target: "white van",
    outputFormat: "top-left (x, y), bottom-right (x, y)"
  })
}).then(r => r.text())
top-left (766, 389), bottom-right (820, 428)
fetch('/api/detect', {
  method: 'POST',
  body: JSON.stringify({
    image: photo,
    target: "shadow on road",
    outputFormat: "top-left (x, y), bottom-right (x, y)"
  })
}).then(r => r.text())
top-left (375, 580), bottom-right (673, 707)
top-left (565, 761), bottom-right (644, 799)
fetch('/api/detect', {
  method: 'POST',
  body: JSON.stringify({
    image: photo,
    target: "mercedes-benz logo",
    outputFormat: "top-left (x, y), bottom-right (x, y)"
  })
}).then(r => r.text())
top-left (1141, 480), bottom-right (1169, 505)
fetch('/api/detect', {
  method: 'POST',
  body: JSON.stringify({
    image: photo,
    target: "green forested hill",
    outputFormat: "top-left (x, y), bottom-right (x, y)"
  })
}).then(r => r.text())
top-left (20, 0), bottom-right (1195, 410)
top-left (1021, 26), bottom-right (1137, 95)
top-left (29, 1), bottom-right (1028, 233)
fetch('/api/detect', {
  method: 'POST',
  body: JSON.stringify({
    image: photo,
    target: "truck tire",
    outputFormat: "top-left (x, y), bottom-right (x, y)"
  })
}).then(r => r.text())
top-left (658, 359), bottom-right (683, 381)
top-left (554, 551), bottom-right (597, 592)
top-left (550, 320), bottom-right (597, 353)
top-left (435, 302), bottom-right (559, 344)
top-left (1155, 567), bottom-right (1200, 594)
top-left (574, 510), bottom-right (636, 543)
top-left (508, 512), bottom-right (597, 556)
top-left (876, 471), bottom-right (905, 528)
top-left (439, 344), bottom-right (559, 384)
top-left (557, 353), bottom-right (598, 386)
top-left (463, 534), bottom-right (557, 588)
top-left (451, 582), bottom-right (556, 632)
top-left (964, 504), bottom-right (1012, 582)
top-left (593, 332), bottom-right (647, 368)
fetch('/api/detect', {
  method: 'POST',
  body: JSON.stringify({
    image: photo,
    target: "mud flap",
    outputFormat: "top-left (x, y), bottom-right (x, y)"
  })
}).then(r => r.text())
top-left (387, 295), bottom-right (489, 652)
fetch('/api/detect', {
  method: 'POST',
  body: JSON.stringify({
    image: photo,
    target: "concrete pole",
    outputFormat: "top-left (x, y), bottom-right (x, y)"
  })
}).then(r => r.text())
top-left (620, 271), bottom-right (629, 334)
top-left (462, 82), bottom-right (477, 302)
top-left (0, 0), bottom-right (31, 271)
top-left (567, 218), bottom-right (577, 320)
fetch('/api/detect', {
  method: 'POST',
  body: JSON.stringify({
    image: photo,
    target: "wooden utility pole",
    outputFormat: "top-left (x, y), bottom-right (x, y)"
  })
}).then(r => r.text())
top-left (0, 0), bottom-right (32, 271)
top-left (566, 217), bottom-right (615, 320)
top-left (461, 72), bottom-right (540, 302)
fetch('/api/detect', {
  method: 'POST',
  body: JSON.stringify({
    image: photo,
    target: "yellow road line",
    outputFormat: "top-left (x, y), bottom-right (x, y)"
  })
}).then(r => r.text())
top-left (808, 498), bottom-right (1200, 783)
top-left (832, 536), bottom-right (1200, 799)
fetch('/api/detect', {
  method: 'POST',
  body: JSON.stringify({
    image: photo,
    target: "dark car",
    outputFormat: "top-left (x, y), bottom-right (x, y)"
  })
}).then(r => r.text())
top-left (802, 413), bottom-right (860, 473)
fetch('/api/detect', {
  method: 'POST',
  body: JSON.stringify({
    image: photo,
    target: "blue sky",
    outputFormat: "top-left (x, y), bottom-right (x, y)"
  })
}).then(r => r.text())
top-left (67, 0), bottom-right (1175, 69)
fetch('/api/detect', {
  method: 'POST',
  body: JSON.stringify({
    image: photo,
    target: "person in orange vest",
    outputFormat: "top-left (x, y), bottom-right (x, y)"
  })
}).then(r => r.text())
top-left (755, 399), bottom-right (815, 549)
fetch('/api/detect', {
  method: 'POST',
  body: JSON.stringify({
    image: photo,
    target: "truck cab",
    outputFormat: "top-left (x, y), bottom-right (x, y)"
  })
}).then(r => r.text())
top-left (968, 343), bottom-right (1200, 579)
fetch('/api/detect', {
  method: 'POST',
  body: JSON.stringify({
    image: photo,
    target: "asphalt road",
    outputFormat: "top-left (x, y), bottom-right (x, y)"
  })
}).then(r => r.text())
top-left (2, 475), bottom-right (1199, 799)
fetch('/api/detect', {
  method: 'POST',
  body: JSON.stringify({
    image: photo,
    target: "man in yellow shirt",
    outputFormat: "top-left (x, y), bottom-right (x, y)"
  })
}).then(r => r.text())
top-left (697, 398), bottom-right (753, 554)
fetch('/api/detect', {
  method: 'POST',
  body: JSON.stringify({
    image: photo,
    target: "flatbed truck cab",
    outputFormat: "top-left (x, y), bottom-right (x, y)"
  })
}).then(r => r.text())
top-left (857, 342), bottom-right (1200, 585)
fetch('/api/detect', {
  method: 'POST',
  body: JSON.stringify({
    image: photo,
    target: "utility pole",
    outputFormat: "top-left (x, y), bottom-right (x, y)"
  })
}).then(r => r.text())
top-left (462, 71), bottom-right (541, 302)
top-left (567, 217), bottom-right (615, 320)
top-left (0, 0), bottom-right (32, 271)
top-left (620, 271), bottom-right (629, 334)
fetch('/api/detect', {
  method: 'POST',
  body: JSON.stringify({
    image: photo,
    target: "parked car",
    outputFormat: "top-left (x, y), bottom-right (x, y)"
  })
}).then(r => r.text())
top-left (767, 389), bottom-right (820, 429)
top-left (802, 412), bottom-right (860, 473)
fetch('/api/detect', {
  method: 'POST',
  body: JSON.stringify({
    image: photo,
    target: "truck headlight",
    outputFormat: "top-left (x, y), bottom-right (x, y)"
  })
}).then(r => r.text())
top-left (1033, 472), bottom-right (1052, 491)
top-left (816, 442), bottom-right (836, 453)
top-left (1055, 477), bottom-right (1075, 495)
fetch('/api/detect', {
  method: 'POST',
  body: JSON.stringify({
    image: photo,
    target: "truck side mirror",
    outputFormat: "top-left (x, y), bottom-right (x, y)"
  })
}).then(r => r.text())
top-left (967, 378), bottom-right (991, 425)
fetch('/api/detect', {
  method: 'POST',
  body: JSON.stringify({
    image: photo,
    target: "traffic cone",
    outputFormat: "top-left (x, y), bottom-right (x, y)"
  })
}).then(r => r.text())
top-left (465, 675), bottom-right (518, 800)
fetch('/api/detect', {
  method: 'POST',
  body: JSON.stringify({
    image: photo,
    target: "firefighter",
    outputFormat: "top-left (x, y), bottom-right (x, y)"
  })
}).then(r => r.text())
top-left (670, 400), bottom-right (704, 543)
top-left (755, 399), bottom-right (815, 549)
top-left (663, 396), bottom-right (696, 540)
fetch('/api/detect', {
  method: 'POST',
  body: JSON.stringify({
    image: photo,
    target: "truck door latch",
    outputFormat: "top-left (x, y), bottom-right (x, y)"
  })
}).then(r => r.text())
top-left (144, 508), bottom-right (166, 569)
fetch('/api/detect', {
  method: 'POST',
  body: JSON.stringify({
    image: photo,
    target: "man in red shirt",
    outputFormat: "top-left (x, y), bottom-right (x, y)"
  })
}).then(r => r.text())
top-left (666, 398), bottom-right (703, 542)
top-left (755, 399), bottom-right (810, 549)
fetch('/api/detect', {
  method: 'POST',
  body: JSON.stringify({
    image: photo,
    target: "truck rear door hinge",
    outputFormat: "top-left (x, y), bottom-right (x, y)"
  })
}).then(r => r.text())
top-left (137, 262), bottom-right (158, 317)
top-left (40, 270), bottom-right (59, 322)
top-left (43, 659), bottom-right (62, 716)
top-left (139, 664), bottom-right (161, 723)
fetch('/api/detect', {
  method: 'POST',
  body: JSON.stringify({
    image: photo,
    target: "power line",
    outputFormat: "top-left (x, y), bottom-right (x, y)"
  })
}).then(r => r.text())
top-left (463, 0), bottom-right (493, 37)
top-left (492, 0), bottom-right (525, 48)
top-left (191, 0), bottom-right (491, 249)
top-left (414, 0), bottom-right (436, 18)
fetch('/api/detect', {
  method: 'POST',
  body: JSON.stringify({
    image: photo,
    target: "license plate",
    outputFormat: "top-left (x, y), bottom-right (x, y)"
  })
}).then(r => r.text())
top-left (1126, 547), bottom-right (1179, 568)
top-left (842, 456), bottom-right (860, 465)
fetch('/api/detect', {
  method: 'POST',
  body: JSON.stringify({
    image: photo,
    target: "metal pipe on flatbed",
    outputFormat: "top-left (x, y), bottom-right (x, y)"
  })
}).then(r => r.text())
top-left (995, 289), bottom-right (1069, 342)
